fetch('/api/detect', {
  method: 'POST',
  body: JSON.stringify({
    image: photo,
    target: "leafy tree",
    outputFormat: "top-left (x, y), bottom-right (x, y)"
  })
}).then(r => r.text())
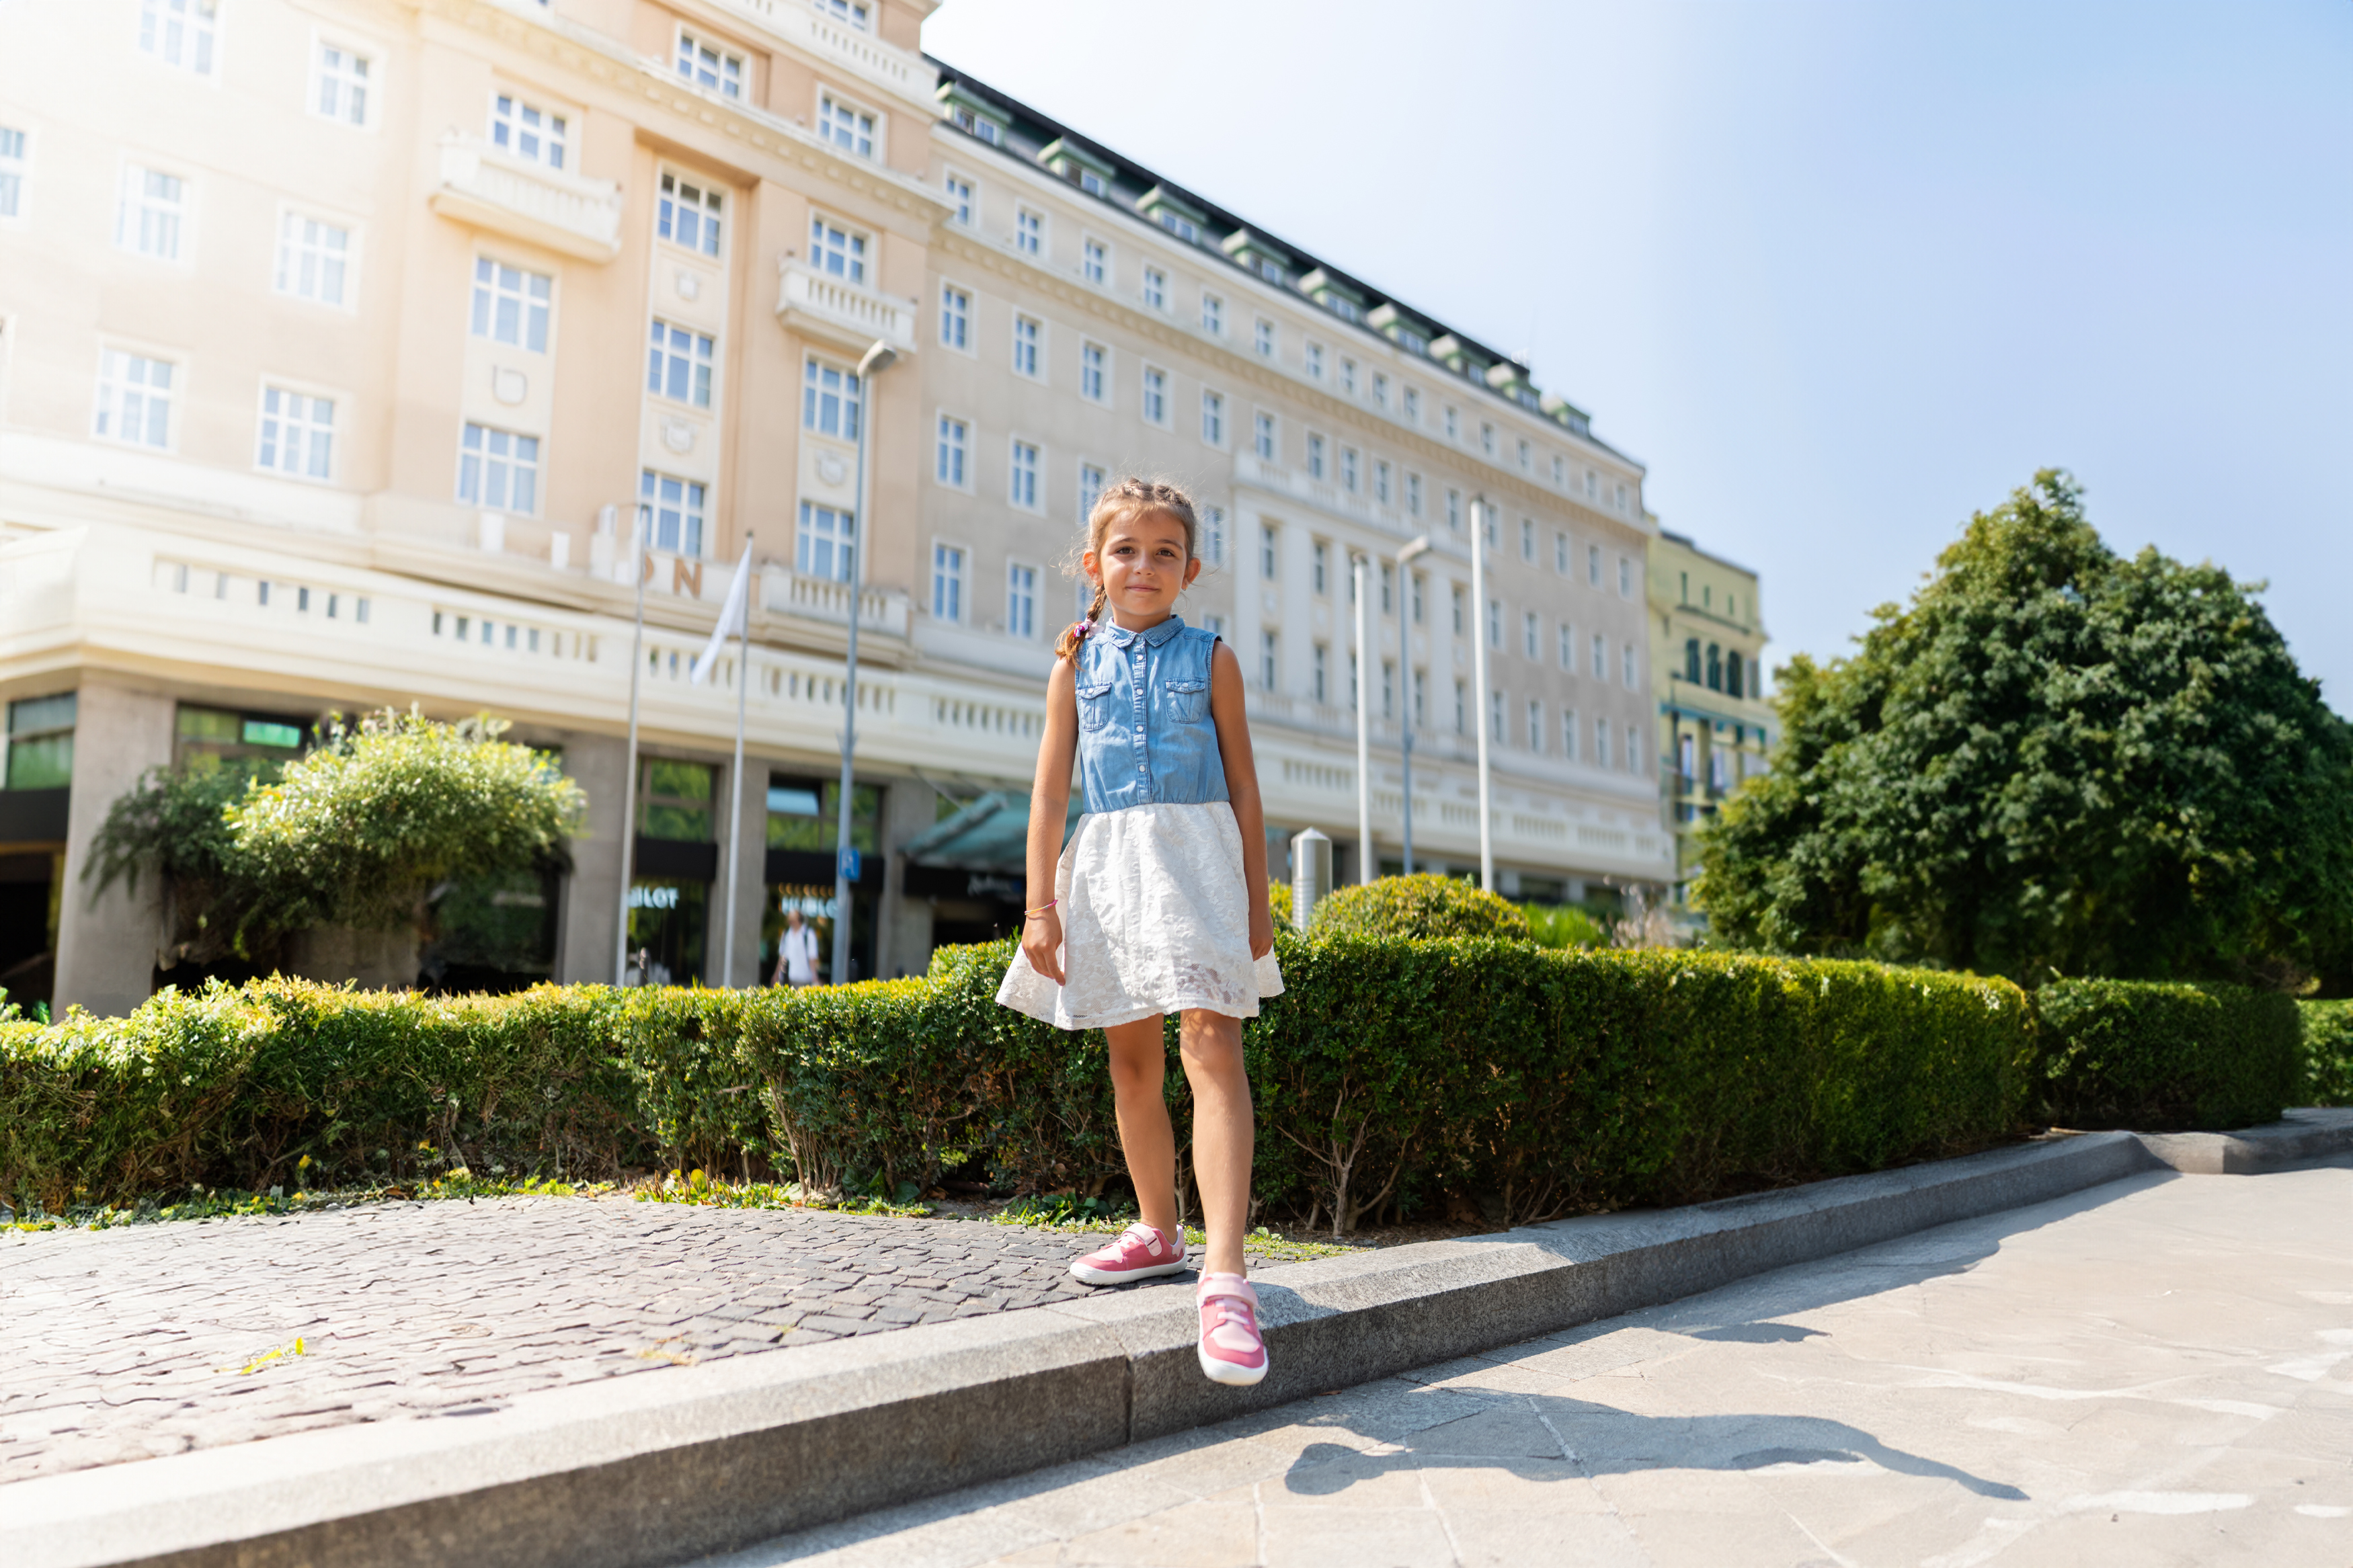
top-left (90, 710), bottom-right (584, 963)
top-left (1697, 471), bottom-right (2353, 990)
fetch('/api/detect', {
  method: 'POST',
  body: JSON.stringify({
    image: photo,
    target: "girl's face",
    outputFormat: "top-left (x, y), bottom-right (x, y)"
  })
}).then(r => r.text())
top-left (1085, 508), bottom-right (1199, 626)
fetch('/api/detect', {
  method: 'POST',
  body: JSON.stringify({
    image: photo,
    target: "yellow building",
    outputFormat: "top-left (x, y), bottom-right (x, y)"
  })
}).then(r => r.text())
top-left (1647, 528), bottom-right (1773, 903)
top-left (0, 0), bottom-right (1669, 1015)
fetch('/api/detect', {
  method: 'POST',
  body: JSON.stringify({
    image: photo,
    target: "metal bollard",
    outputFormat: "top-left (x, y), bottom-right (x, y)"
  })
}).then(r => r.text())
top-left (1290, 826), bottom-right (1332, 932)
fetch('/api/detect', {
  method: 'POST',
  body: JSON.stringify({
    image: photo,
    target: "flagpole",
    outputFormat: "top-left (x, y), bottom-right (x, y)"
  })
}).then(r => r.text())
top-left (721, 536), bottom-right (752, 989)
top-left (614, 503), bottom-right (647, 986)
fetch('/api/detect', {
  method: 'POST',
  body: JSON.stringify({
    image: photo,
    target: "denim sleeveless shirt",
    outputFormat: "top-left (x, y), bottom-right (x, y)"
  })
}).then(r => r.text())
top-left (1072, 616), bottom-right (1230, 814)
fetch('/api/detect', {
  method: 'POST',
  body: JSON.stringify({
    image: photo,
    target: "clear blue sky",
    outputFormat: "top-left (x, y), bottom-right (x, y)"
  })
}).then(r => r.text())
top-left (923, 0), bottom-right (2353, 706)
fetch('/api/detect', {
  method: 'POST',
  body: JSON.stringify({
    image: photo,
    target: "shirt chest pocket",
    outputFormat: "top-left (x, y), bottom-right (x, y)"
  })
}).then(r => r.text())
top-left (1075, 679), bottom-right (1116, 731)
top-left (1164, 679), bottom-right (1209, 724)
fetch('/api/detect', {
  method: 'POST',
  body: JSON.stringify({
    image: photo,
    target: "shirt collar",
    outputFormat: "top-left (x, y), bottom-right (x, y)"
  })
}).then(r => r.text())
top-left (1100, 614), bottom-right (1186, 649)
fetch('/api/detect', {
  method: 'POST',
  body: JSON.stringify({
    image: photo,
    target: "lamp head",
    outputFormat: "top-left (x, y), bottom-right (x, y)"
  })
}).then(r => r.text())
top-left (1398, 535), bottom-right (1433, 564)
top-left (858, 340), bottom-right (898, 377)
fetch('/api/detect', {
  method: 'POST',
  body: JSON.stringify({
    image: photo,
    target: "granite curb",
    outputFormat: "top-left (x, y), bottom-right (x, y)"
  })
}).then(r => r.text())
top-left (5, 1116), bottom-right (2336, 1568)
top-left (2130, 1105), bottom-right (2353, 1173)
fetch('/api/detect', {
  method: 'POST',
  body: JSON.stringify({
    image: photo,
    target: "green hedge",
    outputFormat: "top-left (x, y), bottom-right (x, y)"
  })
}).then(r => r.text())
top-left (2031, 979), bottom-right (2302, 1132)
top-left (2302, 1000), bottom-right (2353, 1107)
top-left (1, 938), bottom-right (2038, 1229)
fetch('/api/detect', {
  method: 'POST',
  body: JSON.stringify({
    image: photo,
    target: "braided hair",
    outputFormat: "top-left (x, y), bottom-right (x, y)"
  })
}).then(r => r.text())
top-left (1055, 477), bottom-right (1201, 661)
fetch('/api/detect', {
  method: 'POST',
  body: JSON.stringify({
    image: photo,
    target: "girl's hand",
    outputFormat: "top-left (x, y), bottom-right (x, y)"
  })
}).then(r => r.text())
top-left (1022, 907), bottom-right (1066, 984)
top-left (1248, 898), bottom-right (1275, 960)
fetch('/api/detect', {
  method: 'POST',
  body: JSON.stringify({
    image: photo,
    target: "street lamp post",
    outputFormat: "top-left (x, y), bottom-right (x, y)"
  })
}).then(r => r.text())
top-left (1351, 553), bottom-right (1374, 883)
top-left (1396, 535), bottom-right (1431, 875)
top-left (1469, 497), bottom-right (1494, 892)
top-left (613, 501), bottom-right (648, 985)
top-left (831, 338), bottom-right (897, 986)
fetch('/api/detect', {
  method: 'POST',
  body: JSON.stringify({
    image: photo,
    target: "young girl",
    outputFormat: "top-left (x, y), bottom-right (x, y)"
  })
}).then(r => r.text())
top-left (997, 477), bottom-right (1281, 1388)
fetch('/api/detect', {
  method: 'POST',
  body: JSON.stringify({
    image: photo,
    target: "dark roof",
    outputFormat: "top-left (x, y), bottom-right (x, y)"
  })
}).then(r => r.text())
top-left (926, 57), bottom-right (1626, 458)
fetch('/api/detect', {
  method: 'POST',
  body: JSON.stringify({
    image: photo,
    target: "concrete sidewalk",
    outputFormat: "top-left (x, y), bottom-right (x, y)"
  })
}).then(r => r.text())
top-left (703, 1151), bottom-right (2353, 1567)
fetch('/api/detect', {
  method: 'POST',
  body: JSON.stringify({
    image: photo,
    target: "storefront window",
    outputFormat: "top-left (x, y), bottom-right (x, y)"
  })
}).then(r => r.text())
top-left (765, 776), bottom-right (877, 853)
top-left (5, 694), bottom-right (77, 790)
top-left (627, 877), bottom-right (707, 985)
top-left (640, 758), bottom-right (714, 841)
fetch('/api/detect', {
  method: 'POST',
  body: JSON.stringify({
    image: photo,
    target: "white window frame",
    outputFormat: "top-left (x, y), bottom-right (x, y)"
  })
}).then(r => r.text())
top-left (1254, 318), bottom-right (1275, 358)
top-left (1079, 339), bottom-right (1109, 404)
top-left (1403, 386), bottom-right (1421, 424)
top-left (311, 36), bottom-right (375, 129)
top-left (1142, 265), bottom-right (1166, 311)
top-left (939, 281), bottom-right (971, 353)
top-left (813, 0), bottom-right (872, 30)
top-left (943, 169), bottom-right (975, 227)
top-left (93, 345), bottom-right (180, 452)
top-left (934, 411), bottom-right (969, 490)
top-left (815, 89), bottom-right (879, 160)
top-left (116, 160), bottom-right (191, 263)
top-left (1014, 205), bottom-right (1044, 257)
top-left (1200, 291), bottom-right (1223, 335)
top-left (272, 207), bottom-right (354, 308)
top-left (1081, 235), bottom-right (1109, 286)
top-left (1562, 709), bottom-right (1579, 761)
top-left (489, 89), bottom-right (568, 170)
top-left (1622, 643), bottom-right (1639, 690)
top-left (1527, 699), bottom-right (1544, 753)
top-left (1260, 524), bottom-right (1279, 582)
top-left (254, 380), bottom-right (338, 483)
top-left (659, 171), bottom-right (724, 257)
top-left (675, 28), bottom-right (744, 99)
top-left (1306, 432), bottom-right (1326, 481)
top-left (1008, 436), bottom-right (1042, 511)
top-left (1406, 472), bottom-right (1423, 518)
top-left (1590, 632), bottom-right (1607, 679)
top-left (0, 124), bottom-right (26, 223)
top-left (930, 540), bottom-right (967, 624)
top-left (461, 422), bottom-right (543, 516)
top-left (646, 317), bottom-right (716, 409)
top-left (1011, 314), bottom-right (1043, 380)
top-left (802, 354), bottom-right (861, 441)
top-left (1078, 462), bottom-right (1107, 524)
top-left (1006, 559), bottom-right (1039, 640)
top-left (797, 499), bottom-right (854, 582)
top-left (1252, 410), bottom-right (1277, 462)
top-left (471, 255), bottom-right (553, 352)
top-left (1558, 624), bottom-right (1574, 671)
top-left (1304, 341), bottom-right (1324, 380)
top-left (1204, 504), bottom-right (1228, 568)
top-left (1523, 612), bottom-right (1539, 661)
top-left (1374, 460), bottom-right (1392, 505)
top-left (1140, 364), bottom-right (1169, 428)
top-left (808, 210), bottom-right (868, 284)
top-left (138, 0), bottom-right (219, 79)
top-left (1200, 388), bottom-right (1226, 448)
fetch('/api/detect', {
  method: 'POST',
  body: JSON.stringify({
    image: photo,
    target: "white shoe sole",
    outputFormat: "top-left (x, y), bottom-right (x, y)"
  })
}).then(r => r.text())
top-left (1068, 1255), bottom-right (1189, 1286)
top-left (1198, 1341), bottom-right (1269, 1387)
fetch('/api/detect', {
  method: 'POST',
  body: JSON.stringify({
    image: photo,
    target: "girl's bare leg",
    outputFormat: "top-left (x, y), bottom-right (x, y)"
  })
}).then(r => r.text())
top-left (1103, 1018), bottom-right (1181, 1240)
top-left (1179, 1009), bottom-right (1252, 1276)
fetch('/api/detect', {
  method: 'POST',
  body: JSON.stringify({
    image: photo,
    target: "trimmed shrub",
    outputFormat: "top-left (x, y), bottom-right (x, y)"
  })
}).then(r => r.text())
top-left (0, 939), bottom-right (2032, 1231)
top-left (2302, 1000), bottom-right (2353, 1107)
top-left (2032, 979), bottom-right (2302, 1132)
top-left (1267, 880), bottom-right (1294, 929)
top-left (1313, 874), bottom-right (1531, 942)
top-left (1525, 904), bottom-right (1607, 950)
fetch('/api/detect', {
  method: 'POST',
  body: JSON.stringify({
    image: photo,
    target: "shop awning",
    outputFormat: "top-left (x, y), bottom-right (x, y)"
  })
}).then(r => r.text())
top-left (898, 790), bottom-right (1081, 872)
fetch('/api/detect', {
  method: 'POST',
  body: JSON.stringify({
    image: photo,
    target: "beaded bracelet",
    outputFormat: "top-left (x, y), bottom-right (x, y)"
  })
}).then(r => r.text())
top-left (1025, 899), bottom-right (1058, 917)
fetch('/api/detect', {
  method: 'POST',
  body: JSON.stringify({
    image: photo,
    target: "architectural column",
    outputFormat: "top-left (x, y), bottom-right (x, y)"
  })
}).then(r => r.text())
top-left (555, 731), bottom-right (629, 985)
top-left (721, 754), bottom-right (768, 987)
top-left (52, 675), bottom-right (176, 1018)
top-left (876, 775), bottom-right (938, 979)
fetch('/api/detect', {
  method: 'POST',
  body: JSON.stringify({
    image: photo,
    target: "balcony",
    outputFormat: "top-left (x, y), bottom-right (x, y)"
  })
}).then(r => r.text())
top-left (760, 563), bottom-right (908, 638)
top-left (776, 258), bottom-right (918, 356)
top-left (430, 134), bottom-right (623, 263)
top-left (709, 0), bottom-right (936, 106)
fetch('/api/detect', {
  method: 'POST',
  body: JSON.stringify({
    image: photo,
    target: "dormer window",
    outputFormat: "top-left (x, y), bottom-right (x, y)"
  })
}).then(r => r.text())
top-left (951, 106), bottom-right (1002, 146)
top-left (1160, 211), bottom-right (1197, 242)
top-left (1223, 229), bottom-right (1292, 288)
top-left (1041, 138), bottom-right (1117, 199)
top-left (1140, 185), bottom-right (1208, 246)
top-left (1080, 169), bottom-right (1107, 196)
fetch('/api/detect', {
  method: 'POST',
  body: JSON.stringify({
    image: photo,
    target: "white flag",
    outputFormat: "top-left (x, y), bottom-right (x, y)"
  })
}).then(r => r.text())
top-left (689, 541), bottom-right (754, 684)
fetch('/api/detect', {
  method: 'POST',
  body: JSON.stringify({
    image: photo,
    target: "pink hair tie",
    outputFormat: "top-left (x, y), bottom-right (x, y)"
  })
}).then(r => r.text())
top-left (1071, 620), bottom-right (1092, 639)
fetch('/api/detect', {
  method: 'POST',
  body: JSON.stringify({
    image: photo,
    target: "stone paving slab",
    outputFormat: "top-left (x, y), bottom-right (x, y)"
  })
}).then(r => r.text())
top-left (0, 1197), bottom-right (1277, 1481)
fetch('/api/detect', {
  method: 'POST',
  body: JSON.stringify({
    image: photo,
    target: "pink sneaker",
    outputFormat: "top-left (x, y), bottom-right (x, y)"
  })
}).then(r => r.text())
top-left (1195, 1273), bottom-right (1269, 1387)
top-left (1068, 1223), bottom-right (1187, 1286)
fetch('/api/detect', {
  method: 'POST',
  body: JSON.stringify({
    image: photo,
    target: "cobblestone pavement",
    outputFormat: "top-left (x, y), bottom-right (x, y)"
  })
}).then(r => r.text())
top-left (707, 1155), bottom-right (2353, 1568)
top-left (0, 1197), bottom-right (1275, 1481)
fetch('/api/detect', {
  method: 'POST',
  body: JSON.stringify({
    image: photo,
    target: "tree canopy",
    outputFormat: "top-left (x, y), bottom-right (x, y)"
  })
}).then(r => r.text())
top-left (1696, 471), bottom-right (2353, 991)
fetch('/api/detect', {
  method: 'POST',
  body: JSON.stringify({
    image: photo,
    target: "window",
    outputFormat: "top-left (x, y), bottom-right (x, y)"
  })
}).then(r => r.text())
top-left (1261, 631), bottom-right (1279, 691)
top-left (797, 500), bottom-right (854, 581)
top-left (1306, 433), bottom-right (1326, 481)
top-left (1628, 726), bottom-right (1643, 774)
top-left (1340, 446), bottom-right (1359, 493)
top-left (1007, 562), bottom-right (1037, 639)
top-left (1587, 544), bottom-right (1602, 587)
top-left (1142, 265), bottom-right (1166, 311)
top-left (1552, 454), bottom-right (1566, 486)
top-left (639, 469), bottom-right (705, 554)
top-left (647, 319), bottom-right (715, 407)
top-left (1311, 540), bottom-right (1329, 595)
top-left (935, 414), bottom-right (967, 485)
top-left (257, 386), bottom-right (333, 479)
top-left (931, 543), bottom-right (965, 622)
top-left (1015, 207), bottom-right (1041, 255)
top-left (1707, 644), bottom-right (1723, 692)
top-left (940, 283), bottom-right (969, 349)
top-left (1201, 293), bottom-right (1223, 335)
top-left (1078, 169), bottom-right (1109, 198)
top-left (1404, 387), bottom-right (1420, 423)
top-left (491, 93), bottom-right (565, 168)
top-left (1312, 644), bottom-right (1328, 705)
top-left (817, 93), bottom-right (875, 157)
top-left (1590, 633), bottom-right (1607, 679)
top-left (1078, 463), bottom-right (1106, 522)
top-left (1444, 405), bottom-right (1458, 440)
top-left (1412, 667), bottom-right (1427, 727)
top-left (1451, 583), bottom-right (1465, 635)
top-left (814, 0), bottom-right (872, 26)
top-left (1082, 237), bottom-right (1107, 284)
top-left (1446, 489), bottom-right (1462, 532)
top-left (1558, 624), bottom-right (1574, 670)
top-left (1305, 341), bottom-right (1324, 380)
top-left (1622, 643), bottom-right (1638, 689)
top-left (469, 258), bottom-right (550, 350)
top-left (1260, 525), bottom-right (1278, 581)
top-left (1080, 340), bottom-right (1107, 402)
top-left (1527, 700), bottom-right (1544, 752)
top-left (660, 173), bottom-right (723, 256)
top-left (1523, 612), bottom-right (1538, 661)
top-left (1726, 651), bottom-right (1745, 700)
top-left (1480, 421), bottom-right (1495, 455)
top-left (117, 165), bottom-right (186, 261)
top-left (1616, 483), bottom-right (1630, 512)
top-left (809, 212), bottom-right (865, 282)
top-left (1156, 208), bottom-right (1198, 243)
top-left (0, 126), bottom-right (23, 218)
top-left (1619, 556), bottom-right (1634, 597)
top-left (1406, 472), bottom-right (1423, 517)
top-left (1009, 439), bottom-right (1039, 509)
top-left (1341, 358), bottom-right (1357, 396)
top-left (1594, 719), bottom-right (1611, 770)
top-left (1012, 315), bottom-right (1040, 378)
top-left (1201, 389), bottom-right (1224, 446)
top-left (1517, 438), bottom-right (1531, 471)
top-left (1205, 505), bottom-right (1228, 567)
top-left (1410, 571), bottom-right (1425, 624)
top-left (138, 0), bottom-right (216, 75)
top-left (949, 104), bottom-right (1003, 145)
top-left (460, 423), bottom-right (540, 513)
top-left (1521, 519), bottom-right (1535, 561)
top-left (93, 349), bottom-right (174, 449)
top-left (1454, 679), bottom-right (1467, 735)
top-left (1373, 372), bottom-right (1389, 409)
top-left (310, 42), bottom-right (373, 126)
top-left (1380, 563), bottom-right (1394, 614)
top-left (1685, 638), bottom-right (1702, 683)
top-left (1562, 710), bottom-right (1579, 761)
top-left (676, 30), bottom-right (742, 98)
top-left (5, 694), bottom-right (76, 791)
top-left (274, 212), bottom-right (349, 304)
top-left (1254, 319), bottom-right (1275, 358)
top-left (1374, 460), bottom-right (1392, 505)
top-left (803, 357), bottom-right (861, 439)
top-left (1554, 532), bottom-right (1569, 573)
top-left (1142, 366), bottom-right (1168, 425)
top-left (944, 172), bottom-right (973, 226)
top-left (1253, 412), bottom-right (1276, 462)
top-left (1489, 690), bottom-right (1505, 743)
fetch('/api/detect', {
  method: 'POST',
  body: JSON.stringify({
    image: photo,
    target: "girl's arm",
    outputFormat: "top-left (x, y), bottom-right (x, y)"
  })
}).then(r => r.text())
top-left (1021, 655), bottom-right (1082, 983)
top-left (1208, 641), bottom-right (1275, 958)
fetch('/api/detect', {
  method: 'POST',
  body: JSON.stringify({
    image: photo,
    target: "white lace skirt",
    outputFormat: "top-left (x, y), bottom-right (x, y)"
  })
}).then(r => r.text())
top-left (996, 800), bottom-right (1284, 1030)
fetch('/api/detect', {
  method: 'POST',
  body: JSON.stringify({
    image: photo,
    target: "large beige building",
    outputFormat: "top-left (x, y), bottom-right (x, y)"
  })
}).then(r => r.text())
top-left (0, 0), bottom-right (1668, 1017)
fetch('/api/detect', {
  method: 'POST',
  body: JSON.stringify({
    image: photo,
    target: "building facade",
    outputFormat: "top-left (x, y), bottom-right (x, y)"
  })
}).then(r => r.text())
top-left (0, 0), bottom-right (1669, 1018)
top-left (1646, 528), bottom-right (1774, 902)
